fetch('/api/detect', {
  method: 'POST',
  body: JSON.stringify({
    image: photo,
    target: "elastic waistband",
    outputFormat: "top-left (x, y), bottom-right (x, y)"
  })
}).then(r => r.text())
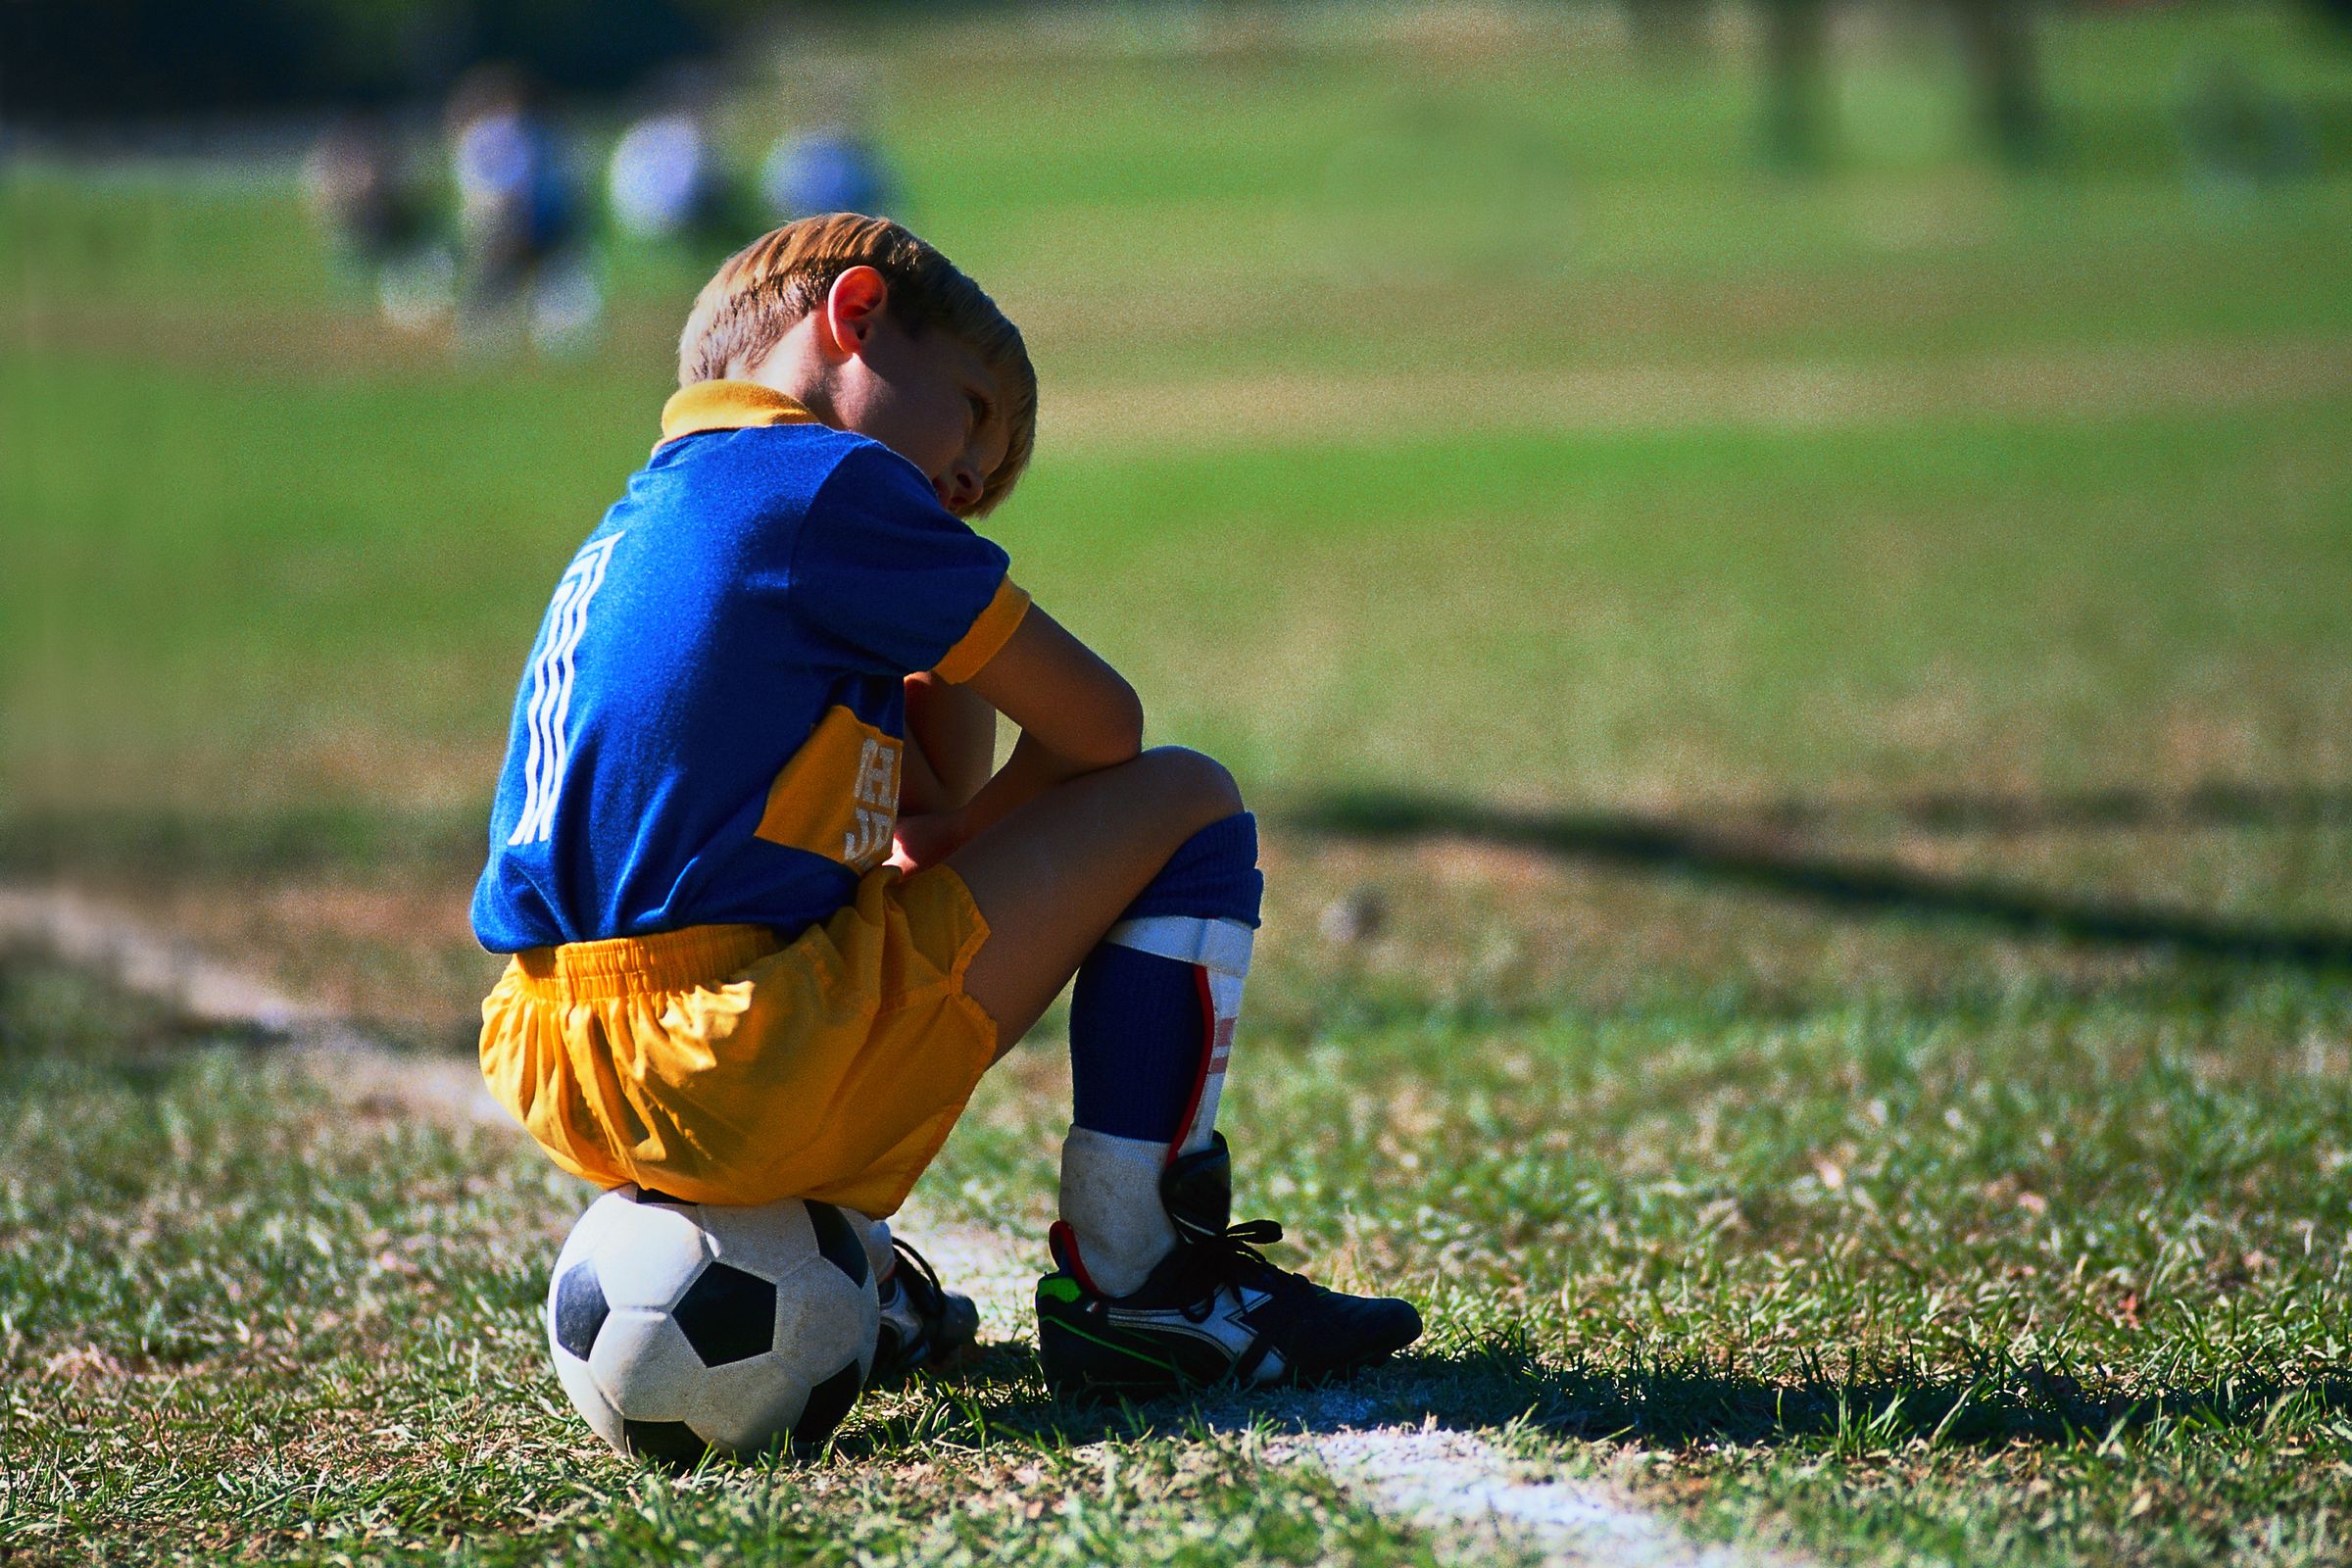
top-left (513, 923), bottom-right (780, 1002)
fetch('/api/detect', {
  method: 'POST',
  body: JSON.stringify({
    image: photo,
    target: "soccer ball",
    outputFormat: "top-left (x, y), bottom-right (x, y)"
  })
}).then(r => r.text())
top-left (545, 1185), bottom-right (880, 1466)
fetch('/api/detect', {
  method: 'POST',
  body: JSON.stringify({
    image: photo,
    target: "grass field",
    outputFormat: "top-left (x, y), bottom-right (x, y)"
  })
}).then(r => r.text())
top-left (6, 2), bottom-right (2352, 1562)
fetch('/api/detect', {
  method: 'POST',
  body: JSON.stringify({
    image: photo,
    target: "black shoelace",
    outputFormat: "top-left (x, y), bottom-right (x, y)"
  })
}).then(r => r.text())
top-left (1177, 1218), bottom-right (1297, 1321)
top-left (888, 1237), bottom-right (950, 1317)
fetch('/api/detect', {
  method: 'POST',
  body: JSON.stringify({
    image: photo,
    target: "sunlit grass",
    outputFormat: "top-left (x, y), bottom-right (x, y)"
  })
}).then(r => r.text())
top-left (5, 3), bottom-right (2352, 1562)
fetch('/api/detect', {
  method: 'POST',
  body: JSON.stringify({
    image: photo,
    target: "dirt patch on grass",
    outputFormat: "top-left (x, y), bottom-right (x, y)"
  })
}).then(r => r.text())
top-left (14, 769), bottom-right (2343, 1068)
top-left (15, 291), bottom-right (2345, 444)
top-left (1042, 337), bottom-right (2352, 448)
top-left (7, 291), bottom-right (682, 381)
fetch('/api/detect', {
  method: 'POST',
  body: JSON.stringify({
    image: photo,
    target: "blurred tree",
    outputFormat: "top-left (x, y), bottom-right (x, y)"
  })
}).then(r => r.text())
top-left (1949, 0), bottom-right (2045, 167)
top-left (1629, 0), bottom-right (1713, 66)
top-left (0, 0), bottom-right (716, 122)
top-left (1749, 0), bottom-right (2045, 172)
top-left (456, 0), bottom-right (716, 98)
top-left (1759, 0), bottom-right (1833, 168)
top-left (3, 0), bottom-right (350, 122)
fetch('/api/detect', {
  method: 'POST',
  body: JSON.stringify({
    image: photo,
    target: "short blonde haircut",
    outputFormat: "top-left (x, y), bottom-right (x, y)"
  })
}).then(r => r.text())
top-left (678, 213), bottom-right (1037, 516)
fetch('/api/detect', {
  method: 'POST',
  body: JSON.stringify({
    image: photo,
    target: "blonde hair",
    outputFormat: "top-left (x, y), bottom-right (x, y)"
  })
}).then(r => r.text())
top-left (678, 213), bottom-right (1037, 516)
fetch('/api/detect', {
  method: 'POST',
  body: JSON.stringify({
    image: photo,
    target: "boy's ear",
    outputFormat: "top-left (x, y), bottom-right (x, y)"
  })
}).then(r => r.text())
top-left (820, 266), bottom-right (889, 360)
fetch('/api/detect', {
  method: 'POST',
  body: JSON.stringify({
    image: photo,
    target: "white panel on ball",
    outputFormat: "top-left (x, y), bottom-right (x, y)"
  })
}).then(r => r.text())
top-left (593, 1201), bottom-right (710, 1310)
top-left (774, 1256), bottom-right (878, 1383)
top-left (696, 1197), bottom-right (818, 1281)
top-left (686, 1353), bottom-right (808, 1455)
top-left (553, 1192), bottom-right (620, 1279)
top-left (588, 1307), bottom-right (708, 1423)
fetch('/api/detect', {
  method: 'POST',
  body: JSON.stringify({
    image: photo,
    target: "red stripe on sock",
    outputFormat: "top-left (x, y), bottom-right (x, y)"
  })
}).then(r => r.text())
top-left (1167, 962), bottom-right (1217, 1165)
top-left (1049, 1219), bottom-right (1102, 1295)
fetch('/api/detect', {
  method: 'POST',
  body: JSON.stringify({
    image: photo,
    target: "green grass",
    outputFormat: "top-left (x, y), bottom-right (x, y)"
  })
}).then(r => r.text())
top-left (0, 964), bottom-right (1456, 1566)
top-left (6, 0), bottom-right (2352, 1561)
top-left (9, 358), bottom-right (2349, 822)
top-left (7, 4), bottom-right (2350, 811)
top-left (7, 910), bottom-right (2352, 1563)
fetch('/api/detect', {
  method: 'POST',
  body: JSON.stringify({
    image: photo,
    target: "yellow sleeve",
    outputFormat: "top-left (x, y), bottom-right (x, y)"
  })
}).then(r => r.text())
top-left (932, 576), bottom-right (1032, 685)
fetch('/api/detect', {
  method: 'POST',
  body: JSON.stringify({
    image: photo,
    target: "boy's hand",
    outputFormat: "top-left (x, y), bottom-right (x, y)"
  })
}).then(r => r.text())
top-left (890, 808), bottom-right (965, 876)
top-left (902, 672), bottom-right (995, 814)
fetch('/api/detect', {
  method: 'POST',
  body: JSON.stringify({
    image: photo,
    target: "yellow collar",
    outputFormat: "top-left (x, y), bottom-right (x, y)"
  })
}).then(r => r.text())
top-left (659, 380), bottom-right (821, 444)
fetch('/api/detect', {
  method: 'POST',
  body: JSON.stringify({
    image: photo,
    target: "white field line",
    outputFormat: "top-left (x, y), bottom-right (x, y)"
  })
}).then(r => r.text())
top-left (1, 882), bottom-right (1801, 1568)
top-left (784, 1142), bottom-right (1803, 1563)
top-left (892, 1205), bottom-right (1797, 1567)
top-left (0, 882), bottom-right (509, 1129)
top-left (790, 1192), bottom-right (1802, 1568)
top-left (1284, 1419), bottom-right (1794, 1568)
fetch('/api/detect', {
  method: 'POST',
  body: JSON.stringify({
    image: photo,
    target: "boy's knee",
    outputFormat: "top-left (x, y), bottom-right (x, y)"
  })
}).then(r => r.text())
top-left (1137, 745), bottom-right (1244, 822)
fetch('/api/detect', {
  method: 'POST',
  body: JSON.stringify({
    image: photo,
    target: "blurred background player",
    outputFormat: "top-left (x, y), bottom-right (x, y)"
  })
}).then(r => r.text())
top-left (606, 62), bottom-right (753, 267)
top-left (446, 64), bottom-right (602, 356)
top-left (761, 117), bottom-right (895, 222)
top-left (302, 110), bottom-right (452, 333)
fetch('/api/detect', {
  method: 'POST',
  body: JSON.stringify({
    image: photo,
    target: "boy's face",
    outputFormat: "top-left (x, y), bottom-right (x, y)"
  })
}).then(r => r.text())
top-left (836, 314), bottom-right (1009, 519)
top-left (754, 266), bottom-right (1008, 518)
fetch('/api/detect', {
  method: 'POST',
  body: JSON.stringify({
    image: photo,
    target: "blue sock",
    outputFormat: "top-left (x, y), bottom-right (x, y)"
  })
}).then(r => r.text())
top-left (1068, 811), bottom-right (1260, 1145)
top-left (1057, 811), bottom-right (1261, 1293)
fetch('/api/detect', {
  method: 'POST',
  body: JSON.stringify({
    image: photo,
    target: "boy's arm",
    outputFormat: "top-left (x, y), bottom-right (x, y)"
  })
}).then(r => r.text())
top-left (899, 671), bottom-right (996, 815)
top-left (894, 606), bottom-right (1142, 868)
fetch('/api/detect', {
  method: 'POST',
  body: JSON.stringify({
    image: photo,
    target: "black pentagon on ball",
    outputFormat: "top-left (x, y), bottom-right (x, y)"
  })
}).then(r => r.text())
top-left (792, 1358), bottom-right (863, 1450)
top-left (622, 1418), bottom-right (710, 1469)
top-left (672, 1260), bottom-right (776, 1366)
top-left (551, 1261), bottom-right (609, 1361)
top-left (805, 1200), bottom-right (868, 1287)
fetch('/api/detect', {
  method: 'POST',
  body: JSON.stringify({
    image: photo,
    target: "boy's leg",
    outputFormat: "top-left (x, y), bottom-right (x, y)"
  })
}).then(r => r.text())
top-left (956, 752), bottom-right (1256, 1293)
top-left (951, 746), bottom-right (1244, 1047)
top-left (955, 752), bottom-right (1260, 1298)
top-left (1054, 808), bottom-right (1258, 1293)
top-left (952, 745), bottom-right (1252, 1282)
top-left (849, 748), bottom-right (1236, 1385)
top-left (947, 747), bottom-right (1420, 1393)
top-left (950, 747), bottom-right (1250, 1288)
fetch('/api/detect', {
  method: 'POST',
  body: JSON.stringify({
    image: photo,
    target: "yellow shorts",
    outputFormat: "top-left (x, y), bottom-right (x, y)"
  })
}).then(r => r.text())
top-left (477, 864), bottom-right (998, 1217)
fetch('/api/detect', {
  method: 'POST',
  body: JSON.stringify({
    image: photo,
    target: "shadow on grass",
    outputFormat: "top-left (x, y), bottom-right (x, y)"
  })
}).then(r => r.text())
top-left (1468, 1343), bottom-right (2352, 1451)
top-left (1744, 783), bottom-right (2352, 838)
top-left (1287, 787), bottom-right (2352, 973)
top-left (840, 1337), bottom-right (2352, 1460)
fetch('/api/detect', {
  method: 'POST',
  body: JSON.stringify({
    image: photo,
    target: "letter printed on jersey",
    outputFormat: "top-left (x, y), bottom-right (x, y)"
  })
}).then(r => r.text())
top-left (756, 706), bottom-right (903, 872)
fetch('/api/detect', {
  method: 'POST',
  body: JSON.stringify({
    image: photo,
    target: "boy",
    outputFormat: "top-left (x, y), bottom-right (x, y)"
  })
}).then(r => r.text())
top-left (472, 214), bottom-right (1421, 1396)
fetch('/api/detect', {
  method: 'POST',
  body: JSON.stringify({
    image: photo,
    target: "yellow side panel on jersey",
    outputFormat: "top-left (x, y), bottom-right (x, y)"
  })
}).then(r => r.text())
top-left (756, 705), bottom-right (901, 872)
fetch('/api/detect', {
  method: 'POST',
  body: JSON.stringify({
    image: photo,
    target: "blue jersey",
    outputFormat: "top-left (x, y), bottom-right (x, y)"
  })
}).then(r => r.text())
top-left (471, 380), bottom-right (1029, 953)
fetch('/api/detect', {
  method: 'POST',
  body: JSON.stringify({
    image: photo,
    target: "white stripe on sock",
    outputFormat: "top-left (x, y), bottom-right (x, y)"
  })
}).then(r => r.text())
top-left (1105, 914), bottom-right (1254, 976)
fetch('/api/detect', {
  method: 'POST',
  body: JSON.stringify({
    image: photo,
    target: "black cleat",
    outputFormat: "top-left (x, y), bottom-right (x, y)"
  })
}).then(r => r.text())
top-left (870, 1238), bottom-right (980, 1384)
top-left (1036, 1134), bottom-right (1422, 1397)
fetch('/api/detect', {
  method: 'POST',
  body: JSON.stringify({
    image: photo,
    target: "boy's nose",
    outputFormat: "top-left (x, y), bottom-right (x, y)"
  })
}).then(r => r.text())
top-left (937, 466), bottom-right (981, 515)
